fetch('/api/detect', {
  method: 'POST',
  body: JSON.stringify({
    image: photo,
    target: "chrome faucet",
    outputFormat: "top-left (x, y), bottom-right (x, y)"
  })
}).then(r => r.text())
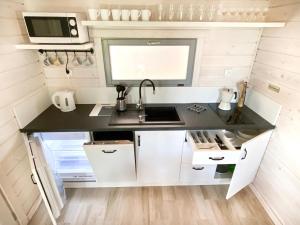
top-left (136, 79), bottom-right (156, 111)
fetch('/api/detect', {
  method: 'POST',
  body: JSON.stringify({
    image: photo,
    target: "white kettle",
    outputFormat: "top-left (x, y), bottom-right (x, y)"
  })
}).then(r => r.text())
top-left (51, 90), bottom-right (76, 112)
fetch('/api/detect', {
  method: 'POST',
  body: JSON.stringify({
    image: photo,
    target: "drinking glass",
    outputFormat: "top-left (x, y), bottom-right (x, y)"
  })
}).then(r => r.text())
top-left (158, 4), bottom-right (163, 21)
top-left (168, 4), bottom-right (174, 21)
top-left (208, 2), bottom-right (217, 21)
top-left (188, 4), bottom-right (193, 21)
top-left (261, 7), bottom-right (269, 21)
top-left (246, 8), bottom-right (254, 21)
top-left (177, 4), bottom-right (184, 21)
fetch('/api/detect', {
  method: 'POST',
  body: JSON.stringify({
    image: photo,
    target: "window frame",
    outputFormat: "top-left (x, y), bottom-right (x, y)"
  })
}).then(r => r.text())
top-left (101, 38), bottom-right (197, 87)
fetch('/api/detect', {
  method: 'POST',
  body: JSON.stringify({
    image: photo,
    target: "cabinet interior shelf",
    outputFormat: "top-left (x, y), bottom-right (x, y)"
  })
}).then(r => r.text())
top-left (81, 21), bottom-right (285, 29)
top-left (15, 42), bottom-right (94, 51)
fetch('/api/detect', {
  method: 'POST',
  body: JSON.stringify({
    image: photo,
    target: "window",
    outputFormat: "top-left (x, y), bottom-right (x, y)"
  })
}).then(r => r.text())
top-left (102, 38), bottom-right (197, 86)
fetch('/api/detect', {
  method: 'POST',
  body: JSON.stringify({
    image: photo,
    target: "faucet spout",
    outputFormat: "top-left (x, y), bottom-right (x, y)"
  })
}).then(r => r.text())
top-left (137, 79), bottom-right (156, 111)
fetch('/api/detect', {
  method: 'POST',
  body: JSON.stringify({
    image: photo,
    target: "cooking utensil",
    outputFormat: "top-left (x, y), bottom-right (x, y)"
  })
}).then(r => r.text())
top-left (120, 85), bottom-right (126, 98)
top-left (215, 134), bottom-right (227, 150)
top-left (116, 85), bottom-right (122, 98)
top-left (197, 131), bottom-right (204, 142)
top-left (203, 131), bottom-right (212, 143)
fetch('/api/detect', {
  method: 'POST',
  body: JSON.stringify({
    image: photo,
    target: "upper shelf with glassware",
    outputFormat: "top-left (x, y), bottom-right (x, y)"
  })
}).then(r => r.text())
top-left (83, 2), bottom-right (286, 29)
top-left (81, 21), bottom-right (285, 29)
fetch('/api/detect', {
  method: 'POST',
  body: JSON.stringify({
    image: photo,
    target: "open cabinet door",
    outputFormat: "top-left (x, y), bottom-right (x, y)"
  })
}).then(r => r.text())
top-left (226, 130), bottom-right (273, 199)
top-left (27, 134), bottom-right (66, 225)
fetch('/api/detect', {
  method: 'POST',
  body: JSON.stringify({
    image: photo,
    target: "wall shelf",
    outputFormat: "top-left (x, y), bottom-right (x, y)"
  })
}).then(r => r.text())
top-left (15, 42), bottom-right (94, 51)
top-left (81, 21), bottom-right (285, 30)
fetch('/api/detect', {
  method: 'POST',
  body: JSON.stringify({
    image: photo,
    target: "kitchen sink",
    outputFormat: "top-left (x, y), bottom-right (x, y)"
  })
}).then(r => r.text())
top-left (109, 105), bottom-right (185, 125)
top-left (144, 106), bottom-right (182, 123)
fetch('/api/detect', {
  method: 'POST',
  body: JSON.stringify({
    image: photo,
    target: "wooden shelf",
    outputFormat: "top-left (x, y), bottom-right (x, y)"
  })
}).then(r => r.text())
top-left (81, 21), bottom-right (285, 30)
top-left (15, 42), bottom-right (94, 51)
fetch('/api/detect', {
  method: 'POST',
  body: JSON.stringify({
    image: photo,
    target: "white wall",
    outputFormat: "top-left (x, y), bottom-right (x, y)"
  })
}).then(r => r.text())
top-left (0, 0), bottom-right (48, 224)
top-left (23, 0), bottom-right (270, 103)
top-left (251, 1), bottom-right (300, 225)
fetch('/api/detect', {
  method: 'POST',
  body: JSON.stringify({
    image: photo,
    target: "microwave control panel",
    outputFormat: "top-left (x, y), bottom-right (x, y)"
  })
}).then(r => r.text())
top-left (68, 17), bottom-right (79, 37)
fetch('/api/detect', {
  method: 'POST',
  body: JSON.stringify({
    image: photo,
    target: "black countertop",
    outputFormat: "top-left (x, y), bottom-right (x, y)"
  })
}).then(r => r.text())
top-left (20, 103), bottom-right (274, 133)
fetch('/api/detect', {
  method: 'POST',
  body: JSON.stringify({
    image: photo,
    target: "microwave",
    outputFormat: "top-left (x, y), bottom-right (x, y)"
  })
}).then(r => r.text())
top-left (23, 12), bottom-right (89, 44)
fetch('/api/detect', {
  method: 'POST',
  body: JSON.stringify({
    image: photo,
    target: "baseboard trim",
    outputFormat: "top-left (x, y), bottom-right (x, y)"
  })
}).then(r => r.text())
top-left (249, 184), bottom-right (283, 225)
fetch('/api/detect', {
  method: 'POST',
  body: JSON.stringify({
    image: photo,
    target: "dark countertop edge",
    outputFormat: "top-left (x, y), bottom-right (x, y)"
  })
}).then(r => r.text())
top-left (20, 124), bottom-right (275, 133)
top-left (19, 103), bottom-right (275, 133)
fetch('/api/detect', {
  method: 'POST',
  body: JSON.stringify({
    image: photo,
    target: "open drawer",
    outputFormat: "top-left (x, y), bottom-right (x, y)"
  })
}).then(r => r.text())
top-left (187, 130), bottom-right (241, 165)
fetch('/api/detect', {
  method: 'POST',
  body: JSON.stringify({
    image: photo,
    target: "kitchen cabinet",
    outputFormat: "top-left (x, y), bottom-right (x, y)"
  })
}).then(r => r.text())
top-left (135, 131), bottom-right (186, 185)
top-left (226, 130), bottom-right (273, 199)
top-left (83, 140), bottom-right (136, 185)
top-left (186, 129), bottom-right (273, 199)
top-left (180, 142), bottom-right (217, 185)
top-left (0, 192), bottom-right (18, 225)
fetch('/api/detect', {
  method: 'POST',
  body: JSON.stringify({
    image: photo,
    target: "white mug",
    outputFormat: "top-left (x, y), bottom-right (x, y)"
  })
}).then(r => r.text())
top-left (88, 9), bottom-right (99, 20)
top-left (130, 9), bottom-right (141, 21)
top-left (121, 9), bottom-right (130, 21)
top-left (111, 9), bottom-right (121, 21)
top-left (141, 9), bottom-right (151, 21)
top-left (100, 9), bottom-right (111, 21)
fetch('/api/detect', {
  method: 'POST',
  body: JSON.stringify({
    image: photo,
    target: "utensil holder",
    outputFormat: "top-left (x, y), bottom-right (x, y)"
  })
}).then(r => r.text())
top-left (116, 98), bottom-right (127, 112)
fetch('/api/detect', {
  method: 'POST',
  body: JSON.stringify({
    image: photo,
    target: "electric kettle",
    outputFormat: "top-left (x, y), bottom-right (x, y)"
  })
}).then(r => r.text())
top-left (51, 90), bottom-right (76, 112)
top-left (218, 88), bottom-right (237, 111)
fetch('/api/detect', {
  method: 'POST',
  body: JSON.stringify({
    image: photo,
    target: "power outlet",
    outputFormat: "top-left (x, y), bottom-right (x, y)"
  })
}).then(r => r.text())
top-left (225, 69), bottom-right (232, 78)
top-left (268, 83), bottom-right (280, 93)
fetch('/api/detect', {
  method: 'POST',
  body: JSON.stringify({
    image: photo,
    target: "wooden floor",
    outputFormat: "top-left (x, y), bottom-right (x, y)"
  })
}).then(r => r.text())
top-left (29, 186), bottom-right (274, 225)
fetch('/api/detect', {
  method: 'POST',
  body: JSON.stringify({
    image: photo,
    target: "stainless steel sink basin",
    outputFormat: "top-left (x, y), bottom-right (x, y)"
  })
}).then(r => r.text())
top-left (109, 105), bottom-right (185, 125)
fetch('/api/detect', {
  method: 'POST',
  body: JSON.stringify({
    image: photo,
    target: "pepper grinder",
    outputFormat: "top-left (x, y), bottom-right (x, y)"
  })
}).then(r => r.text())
top-left (237, 81), bottom-right (248, 108)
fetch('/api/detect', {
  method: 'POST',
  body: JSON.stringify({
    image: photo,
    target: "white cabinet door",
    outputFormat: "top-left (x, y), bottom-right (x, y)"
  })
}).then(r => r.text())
top-left (0, 193), bottom-right (18, 225)
top-left (136, 131), bottom-right (185, 185)
top-left (180, 142), bottom-right (216, 185)
top-left (26, 134), bottom-right (66, 225)
top-left (226, 130), bottom-right (273, 199)
top-left (84, 141), bottom-right (136, 184)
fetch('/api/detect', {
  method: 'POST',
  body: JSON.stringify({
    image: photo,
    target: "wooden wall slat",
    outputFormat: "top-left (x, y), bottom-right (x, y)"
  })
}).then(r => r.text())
top-left (251, 3), bottom-right (300, 225)
top-left (0, 1), bottom-right (45, 224)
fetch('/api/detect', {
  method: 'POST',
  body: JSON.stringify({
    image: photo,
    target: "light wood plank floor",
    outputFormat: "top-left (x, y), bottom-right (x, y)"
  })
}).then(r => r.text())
top-left (29, 186), bottom-right (274, 225)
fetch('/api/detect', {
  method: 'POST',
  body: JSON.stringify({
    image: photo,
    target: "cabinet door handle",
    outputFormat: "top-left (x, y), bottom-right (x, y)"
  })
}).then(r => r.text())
top-left (102, 150), bottom-right (117, 153)
top-left (192, 166), bottom-right (204, 171)
top-left (241, 148), bottom-right (247, 160)
top-left (137, 135), bottom-right (141, 147)
top-left (31, 174), bottom-right (37, 184)
top-left (209, 156), bottom-right (224, 161)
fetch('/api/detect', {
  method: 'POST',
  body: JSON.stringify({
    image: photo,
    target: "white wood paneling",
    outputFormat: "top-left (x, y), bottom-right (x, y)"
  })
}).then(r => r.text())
top-left (251, 2), bottom-right (300, 225)
top-left (42, 28), bottom-right (262, 99)
top-left (245, 89), bottom-right (282, 125)
top-left (13, 87), bottom-right (51, 128)
top-left (0, 1), bottom-right (46, 224)
top-left (23, 1), bottom-right (266, 92)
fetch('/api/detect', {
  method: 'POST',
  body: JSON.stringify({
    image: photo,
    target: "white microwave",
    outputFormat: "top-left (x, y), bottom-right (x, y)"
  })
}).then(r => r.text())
top-left (23, 12), bottom-right (89, 44)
